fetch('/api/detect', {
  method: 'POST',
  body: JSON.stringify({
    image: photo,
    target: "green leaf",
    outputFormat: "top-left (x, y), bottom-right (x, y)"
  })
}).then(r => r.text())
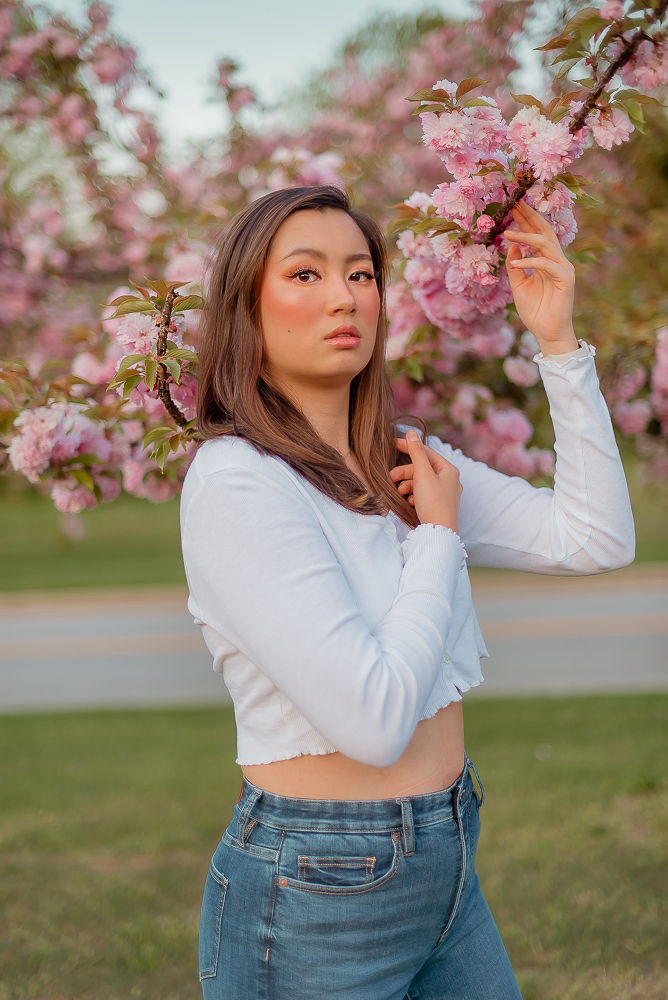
top-left (172, 294), bottom-right (204, 311)
top-left (107, 367), bottom-right (139, 391)
top-left (116, 353), bottom-right (147, 375)
top-left (551, 41), bottom-right (587, 64)
top-left (556, 171), bottom-right (592, 186)
top-left (405, 356), bottom-right (425, 383)
top-left (0, 383), bottom-right (18, 406)
top-left (554, 57), bottom-right (581, 80)
top-left (612, 90), bottom-right (665, 107)
top-left (122, 374), bottom-right (144, 399)
top-left (110, 299), bottom-right (157, 319)
top-left (144, 357), bottom-right (158, 391)
top-left (162, 358), bottom-right (182, 382)
top-left (455, 77), bottom-right (490, 100)
top-left (152, 440), bottom-right (170, 471)
top-left (143, 425), bottom-right (174, 446)
top-left (70, 469), bottom-right (96, 492)
top-left (0, 411), bottom-right (18, 435)
top-left (561, 6), bottom-right (604, 36)
top-left (616, 98), bottom-right (645, 128)
top-left (412, 217), bottom-right (460, 234)
top-left (169, 433), bottom-right (182, 453)
top-left (163, 347), bottom-right (197, 362)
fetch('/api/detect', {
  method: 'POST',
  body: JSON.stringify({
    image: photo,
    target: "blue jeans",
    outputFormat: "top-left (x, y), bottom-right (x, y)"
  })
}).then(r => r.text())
top-left (199, 757), bottom-right (522, 999)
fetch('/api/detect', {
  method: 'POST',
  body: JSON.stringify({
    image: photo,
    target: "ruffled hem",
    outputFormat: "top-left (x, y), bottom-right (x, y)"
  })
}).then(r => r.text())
top-left (236, 745), bottom-right (340, 767)
top-left (418, 673), bottom-right (486, 721)
top-left (235, 664), bottom-right (487, 765)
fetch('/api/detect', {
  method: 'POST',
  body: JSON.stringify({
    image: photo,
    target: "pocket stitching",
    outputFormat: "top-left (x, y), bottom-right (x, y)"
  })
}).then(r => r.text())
top-left (199, 863), bottom-right (229, 981)
top-left (281, 833), bottom-right (400, 896)
top-left (297, 854), bottom-right (377, 882)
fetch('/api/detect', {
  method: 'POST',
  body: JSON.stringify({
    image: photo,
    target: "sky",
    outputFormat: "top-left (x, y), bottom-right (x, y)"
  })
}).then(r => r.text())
top-left (49, 0), bottom-right (483, 154)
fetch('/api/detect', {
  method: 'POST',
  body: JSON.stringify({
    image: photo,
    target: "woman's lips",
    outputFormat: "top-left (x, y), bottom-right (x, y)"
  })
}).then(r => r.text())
top-left (325, 326), bottom-right (361, 347)
top-left (326, 334), bottom-right (361, 347)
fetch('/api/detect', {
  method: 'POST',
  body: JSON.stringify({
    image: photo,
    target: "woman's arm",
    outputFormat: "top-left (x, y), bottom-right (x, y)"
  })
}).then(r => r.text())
top-left (426, 345), bottom-right (635, 574)
top-left (181, 462), bottom-right (467, 767)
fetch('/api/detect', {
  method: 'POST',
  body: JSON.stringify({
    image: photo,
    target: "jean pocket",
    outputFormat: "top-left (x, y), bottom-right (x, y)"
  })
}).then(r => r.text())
top-left (199, 861), bottom-right (229, 981)
top-left (280, 829), bottom-right (402, 895)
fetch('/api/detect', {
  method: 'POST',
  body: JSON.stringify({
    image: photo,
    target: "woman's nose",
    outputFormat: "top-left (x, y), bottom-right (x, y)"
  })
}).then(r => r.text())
top-left (326, 278), bottom-right (357, 313)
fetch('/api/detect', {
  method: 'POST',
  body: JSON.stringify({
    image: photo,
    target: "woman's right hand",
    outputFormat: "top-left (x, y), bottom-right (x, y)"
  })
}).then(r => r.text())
top-left (391, 431), bottom-right (462, 533)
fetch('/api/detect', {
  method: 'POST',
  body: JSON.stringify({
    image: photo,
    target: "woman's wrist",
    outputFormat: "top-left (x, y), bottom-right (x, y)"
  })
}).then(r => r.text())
top-left (534, 330), bottom-right (579, 357)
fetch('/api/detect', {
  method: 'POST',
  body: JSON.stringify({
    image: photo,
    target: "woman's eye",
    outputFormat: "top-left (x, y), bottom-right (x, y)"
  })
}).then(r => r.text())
top-left (350, 270), bottom-right (375, 283)
top-left (291, 268), bottom-right (319, 283)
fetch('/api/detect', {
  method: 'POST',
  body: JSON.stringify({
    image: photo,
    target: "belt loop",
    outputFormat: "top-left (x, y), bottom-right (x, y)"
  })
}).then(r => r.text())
top-left (235, 780), bottom-right (263, 845)
top-left (466, 756), bottom-right (485, 807)
top-left (397, 798), bottom-right (415, 856)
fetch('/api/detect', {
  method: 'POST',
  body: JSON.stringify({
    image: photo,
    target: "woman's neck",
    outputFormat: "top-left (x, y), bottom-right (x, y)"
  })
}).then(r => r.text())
top-left (283, 380), bottom-right (353, 458)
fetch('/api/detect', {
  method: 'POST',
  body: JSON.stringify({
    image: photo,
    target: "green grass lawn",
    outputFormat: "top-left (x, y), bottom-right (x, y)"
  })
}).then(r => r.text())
top-left (1, 487), bottom-right (185, 591)
top-left (2, 459), bottom-right (668, 592)
top-left (0, 695), bottom-right (665, 1000)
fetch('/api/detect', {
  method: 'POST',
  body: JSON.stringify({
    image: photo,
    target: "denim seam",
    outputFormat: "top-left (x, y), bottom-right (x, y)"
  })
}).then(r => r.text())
top-left (437, 791), bottom-right (468, 944)
top-left (262, 828), bottom-right (284, 978)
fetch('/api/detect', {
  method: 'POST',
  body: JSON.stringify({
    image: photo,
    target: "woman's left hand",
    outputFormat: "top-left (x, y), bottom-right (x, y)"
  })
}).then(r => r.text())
top-left (503, 199), bottom-right (579, 355)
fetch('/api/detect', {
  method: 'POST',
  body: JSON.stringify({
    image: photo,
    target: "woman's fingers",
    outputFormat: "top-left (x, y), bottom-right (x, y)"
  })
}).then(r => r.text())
top-left (504, 230), bottom-right (560, 255)
top-left (389, 459), bottom-right (412, 482)
top-left (513, 199), bottom-right (553, 234)
top-left (402, 430), bottom-right (433, 469)
top-left (510, 201), bottom-right (562, 246)
top-left (509, 255), bottom-right (569, 279)
top-left (393, 437), bottom-right (452, 475)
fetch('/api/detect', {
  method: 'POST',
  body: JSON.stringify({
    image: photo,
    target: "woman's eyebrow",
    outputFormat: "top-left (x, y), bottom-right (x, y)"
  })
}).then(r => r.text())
top-left (279, 247), bottom-right (373, 263)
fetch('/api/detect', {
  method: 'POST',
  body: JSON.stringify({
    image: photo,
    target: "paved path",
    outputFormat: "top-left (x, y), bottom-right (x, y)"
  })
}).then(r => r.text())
top-left (1, 564), bottom-right (666, 712)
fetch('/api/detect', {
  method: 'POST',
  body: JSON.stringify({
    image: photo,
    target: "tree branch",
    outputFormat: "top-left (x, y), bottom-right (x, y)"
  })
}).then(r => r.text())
top-left (155, 288), bottom-right (190, 429)
top-left (483, 1), bottom-right (667, 244)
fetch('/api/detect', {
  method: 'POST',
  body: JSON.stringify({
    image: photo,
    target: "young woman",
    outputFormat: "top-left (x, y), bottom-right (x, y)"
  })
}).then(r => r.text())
top-left (180, 185), bottom-right (634, 999)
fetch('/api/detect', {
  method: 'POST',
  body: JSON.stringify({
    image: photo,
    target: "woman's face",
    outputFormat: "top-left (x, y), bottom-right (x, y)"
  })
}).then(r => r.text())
top-left (259, 208), bottom-right (381, 398)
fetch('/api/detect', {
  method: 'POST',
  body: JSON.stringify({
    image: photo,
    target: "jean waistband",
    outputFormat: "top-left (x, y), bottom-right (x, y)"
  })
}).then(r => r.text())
top-left (234, 755), bottom-right (484, 836)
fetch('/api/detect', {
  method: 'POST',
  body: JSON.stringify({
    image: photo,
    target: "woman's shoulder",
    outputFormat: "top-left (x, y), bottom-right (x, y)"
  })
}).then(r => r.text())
top-left (182, 436), bottom-right (295, 508)
top-left (189, 435), bottom-right (284, 481)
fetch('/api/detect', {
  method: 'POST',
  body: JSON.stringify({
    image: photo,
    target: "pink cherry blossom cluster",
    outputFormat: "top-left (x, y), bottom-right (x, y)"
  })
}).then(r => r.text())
top-left (387, 0), bottom-right (667, 472)
top-left (7, 401), bottom-right (128, 512)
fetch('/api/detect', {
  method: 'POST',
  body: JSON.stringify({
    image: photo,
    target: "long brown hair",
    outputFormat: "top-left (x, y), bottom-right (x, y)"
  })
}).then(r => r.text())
top-left (197, 185), bottom-right (422, 527)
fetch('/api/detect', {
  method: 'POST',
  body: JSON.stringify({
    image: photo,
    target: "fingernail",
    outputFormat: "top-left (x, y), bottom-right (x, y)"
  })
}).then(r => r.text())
top-left (406, 430), bottom-right (419, 441)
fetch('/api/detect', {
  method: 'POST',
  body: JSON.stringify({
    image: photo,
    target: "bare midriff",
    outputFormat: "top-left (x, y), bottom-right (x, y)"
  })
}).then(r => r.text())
top-left (240, 701), bottom-right (465, 800)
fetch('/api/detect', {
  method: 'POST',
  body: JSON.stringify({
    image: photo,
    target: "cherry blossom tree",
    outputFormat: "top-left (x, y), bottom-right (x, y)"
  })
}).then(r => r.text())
top-left (1, 0), bottom-right (667, 512)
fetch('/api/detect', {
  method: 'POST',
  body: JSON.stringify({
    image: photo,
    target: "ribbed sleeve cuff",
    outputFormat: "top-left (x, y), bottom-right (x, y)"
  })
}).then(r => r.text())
top-left (534, 340), bottom-right (596, 368)
top-left (402, 521), bottom-right (467, 560)
top-left (400, 522), bottom-right (467, 604)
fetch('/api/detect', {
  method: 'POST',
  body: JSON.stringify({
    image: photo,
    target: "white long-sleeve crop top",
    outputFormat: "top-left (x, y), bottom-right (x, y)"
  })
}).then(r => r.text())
top-left (179, 344), bottom-right (635, 767)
